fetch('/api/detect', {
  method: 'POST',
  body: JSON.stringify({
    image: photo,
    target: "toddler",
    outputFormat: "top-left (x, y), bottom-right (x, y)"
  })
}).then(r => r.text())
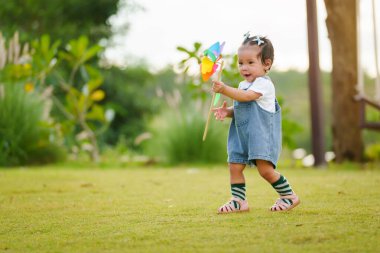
top-left (212, 32), bottom-right (300, 213)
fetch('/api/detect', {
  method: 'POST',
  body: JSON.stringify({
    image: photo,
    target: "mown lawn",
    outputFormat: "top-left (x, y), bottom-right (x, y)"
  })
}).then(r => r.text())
top-left (0, 165), bottom-right (379, 253)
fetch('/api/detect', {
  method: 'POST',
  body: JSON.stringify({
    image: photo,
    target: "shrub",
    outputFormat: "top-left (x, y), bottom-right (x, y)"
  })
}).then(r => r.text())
top-left (364, 143), bottom-right (380, 162)
top-left (144, 105), bottom-right (228, 165)
top-left (0, 84), bottom-right (65, 166)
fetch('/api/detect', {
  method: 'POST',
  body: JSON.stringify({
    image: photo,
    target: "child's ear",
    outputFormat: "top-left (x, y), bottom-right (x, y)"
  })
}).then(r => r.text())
top-left (264, 59), bottom-right (272, 70)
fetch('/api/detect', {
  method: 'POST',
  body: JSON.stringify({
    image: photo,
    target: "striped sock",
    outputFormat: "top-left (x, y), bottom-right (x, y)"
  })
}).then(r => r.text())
top-left (271, 175), bottom-right (294, 205)
top-left (231, 183), bottom-right (246, 209)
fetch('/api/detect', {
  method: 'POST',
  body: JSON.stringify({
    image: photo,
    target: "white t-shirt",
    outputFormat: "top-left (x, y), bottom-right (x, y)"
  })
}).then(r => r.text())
top-left (238, 76), bottom-right (276, 113)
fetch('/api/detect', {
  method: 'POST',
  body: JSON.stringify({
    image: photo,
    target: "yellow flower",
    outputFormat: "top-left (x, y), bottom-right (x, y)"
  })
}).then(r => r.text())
top-left (23, 64), bottom-right (32, 71)
top-left (24, 82), bottom-right (34, 93)
top-left (90, 90), bottom-right (105, 101)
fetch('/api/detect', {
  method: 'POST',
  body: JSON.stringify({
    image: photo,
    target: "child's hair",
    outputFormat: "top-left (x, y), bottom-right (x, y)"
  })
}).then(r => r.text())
top-left (242, 34), bottom-right (274, 68)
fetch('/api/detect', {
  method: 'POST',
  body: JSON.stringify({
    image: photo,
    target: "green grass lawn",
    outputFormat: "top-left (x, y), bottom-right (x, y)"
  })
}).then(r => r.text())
top-left (0, 165), bottom-right (379, 253)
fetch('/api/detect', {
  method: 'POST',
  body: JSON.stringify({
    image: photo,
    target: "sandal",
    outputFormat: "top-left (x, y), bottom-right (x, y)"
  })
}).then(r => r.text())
top-left (217, 197), bottom-right (249, 214)
top-left (270, 194), bottom-right (300, 212)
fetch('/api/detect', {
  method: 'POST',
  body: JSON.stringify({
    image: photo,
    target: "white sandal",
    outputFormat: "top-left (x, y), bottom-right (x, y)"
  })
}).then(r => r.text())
top-left (218, 197), bottom-right (249, 214)
top-left (270, 194), bottom-right (300, 212)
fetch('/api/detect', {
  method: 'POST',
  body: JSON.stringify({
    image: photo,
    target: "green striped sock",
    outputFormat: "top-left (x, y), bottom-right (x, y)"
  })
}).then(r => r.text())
top-left (272, 175), bottom-right (294, 203)
top-left (231, 183), bottom-right (246, 209)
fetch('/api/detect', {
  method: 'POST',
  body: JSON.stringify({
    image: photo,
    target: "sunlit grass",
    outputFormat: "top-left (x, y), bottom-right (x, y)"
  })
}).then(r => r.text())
top-left (0, 165), bottom-right (379, 252)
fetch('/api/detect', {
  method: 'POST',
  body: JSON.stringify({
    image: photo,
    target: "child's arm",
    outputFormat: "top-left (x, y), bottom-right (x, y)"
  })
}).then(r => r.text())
top-left (212, 81), bottom-right (261, 102)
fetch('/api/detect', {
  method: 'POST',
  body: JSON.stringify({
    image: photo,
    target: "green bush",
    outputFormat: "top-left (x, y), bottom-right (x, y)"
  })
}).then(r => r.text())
top-left (100, 66), bottom-right (182, 149)
top-left (364, 143), bottom-right (380, 162)
top-left (144, 105), bottom-right (228, 165)
top-left (0, 84), bottom-right (65, 166)
top-left (100, 66), bottom-right (155, 147)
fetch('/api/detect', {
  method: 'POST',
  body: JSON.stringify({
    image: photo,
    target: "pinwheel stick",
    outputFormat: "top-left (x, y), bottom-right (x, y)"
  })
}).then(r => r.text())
top-left (203, 61), bottom-right (224, 141)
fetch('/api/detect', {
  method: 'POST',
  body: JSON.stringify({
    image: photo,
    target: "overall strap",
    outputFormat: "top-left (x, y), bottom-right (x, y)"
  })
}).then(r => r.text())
top-left (243, 82), bottom-right (254, 91)
top-left (242, 76), bottom-right (269, 90)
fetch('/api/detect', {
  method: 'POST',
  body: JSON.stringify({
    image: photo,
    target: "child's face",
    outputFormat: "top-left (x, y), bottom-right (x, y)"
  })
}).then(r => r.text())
top-left (238, 45), bottom-right (271, 83)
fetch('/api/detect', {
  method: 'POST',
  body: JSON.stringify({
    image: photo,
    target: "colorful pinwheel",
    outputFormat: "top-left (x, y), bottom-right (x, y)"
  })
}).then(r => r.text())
top-left (200, 41), bottom-right (225, 81)
top-left (200, 41), bottom-right (225, 141)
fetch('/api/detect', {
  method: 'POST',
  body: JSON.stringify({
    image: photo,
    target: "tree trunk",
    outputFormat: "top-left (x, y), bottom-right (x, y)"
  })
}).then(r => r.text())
top-left (324, 0), bottom-right (364, 162)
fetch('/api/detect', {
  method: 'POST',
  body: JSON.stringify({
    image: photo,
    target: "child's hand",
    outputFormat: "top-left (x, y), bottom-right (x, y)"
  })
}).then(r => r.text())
top-left (212, 81), bottom-right (225, 93)
top-left (212, 101), bottom-right (229, 121)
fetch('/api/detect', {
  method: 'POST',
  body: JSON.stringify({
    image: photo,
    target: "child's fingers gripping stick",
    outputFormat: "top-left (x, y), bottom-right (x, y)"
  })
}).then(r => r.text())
top-left (212, 81), bottom-right (225, 93)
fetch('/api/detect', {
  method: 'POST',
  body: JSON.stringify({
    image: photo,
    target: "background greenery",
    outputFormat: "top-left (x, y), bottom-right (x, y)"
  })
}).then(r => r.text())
top-left (0, 83), bottom-right (65, 166)
top-left (0, 1), bottom-right (379, 166)
top-left (0, 0), bottom-right (128, 45)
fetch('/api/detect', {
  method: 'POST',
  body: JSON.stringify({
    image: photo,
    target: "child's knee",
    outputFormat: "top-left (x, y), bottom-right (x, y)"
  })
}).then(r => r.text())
top-left (229, 163), bottom-right (245, 173)
top-left (256, 160), bottom-right (278, 181)
top-left (258, 169), bottom-right (274, 180)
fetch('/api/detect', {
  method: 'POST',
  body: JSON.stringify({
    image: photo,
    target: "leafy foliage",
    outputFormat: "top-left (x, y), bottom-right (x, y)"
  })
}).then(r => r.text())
top-left (53, 36), bottom-right (111, 162)
top-left (0, 32), bottom-right (113, 164)
top-left (0, 33), bottom-right (66, 166)
top-left (100, 66), bottom-right (189, 149)
top-left (0, 0), bottom-right (125, 44)
top-left (100, 66), bottom-right (154, 146)
top-left (144, 105), bottom-right (228, 164)
top-left (364, 143), bottom-right (380, 161)
top-left (0, 83), bottom-right (65, 166)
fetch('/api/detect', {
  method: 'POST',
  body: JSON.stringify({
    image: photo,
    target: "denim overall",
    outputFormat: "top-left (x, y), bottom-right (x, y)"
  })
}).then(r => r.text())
top-left (227, 84), bottom-right (282, 168)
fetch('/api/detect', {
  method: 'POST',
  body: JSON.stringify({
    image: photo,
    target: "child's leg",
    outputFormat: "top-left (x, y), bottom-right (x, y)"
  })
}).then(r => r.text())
top-left (256, 160), bottom-right (281, 184)
top-left (218, 163), bottom-right (249, 213)
top-left (229, 163), bottom-right (247, 206)
top-left (229, 162), bottom-right (246, 184)
top-left (256, 160), bottom-right (300, 211)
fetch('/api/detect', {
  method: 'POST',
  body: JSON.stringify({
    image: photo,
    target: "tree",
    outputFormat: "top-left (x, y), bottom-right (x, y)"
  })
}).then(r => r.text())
top-left (324, 0), bottom-right (364, 162)
top-left (0, 0), bottom-right (128, 45)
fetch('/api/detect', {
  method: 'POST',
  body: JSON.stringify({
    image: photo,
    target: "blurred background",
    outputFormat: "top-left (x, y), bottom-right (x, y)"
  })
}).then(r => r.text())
top-left (0, 0), bottom-right (379, 167)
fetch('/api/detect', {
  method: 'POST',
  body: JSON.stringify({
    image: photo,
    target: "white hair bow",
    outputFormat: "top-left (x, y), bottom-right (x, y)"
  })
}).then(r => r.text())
top-left (252, 36), bottom-right (264, 46)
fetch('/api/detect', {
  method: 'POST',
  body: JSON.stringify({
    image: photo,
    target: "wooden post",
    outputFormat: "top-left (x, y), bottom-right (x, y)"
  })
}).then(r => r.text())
top-left (306, 0), bottom-right (326, 166)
